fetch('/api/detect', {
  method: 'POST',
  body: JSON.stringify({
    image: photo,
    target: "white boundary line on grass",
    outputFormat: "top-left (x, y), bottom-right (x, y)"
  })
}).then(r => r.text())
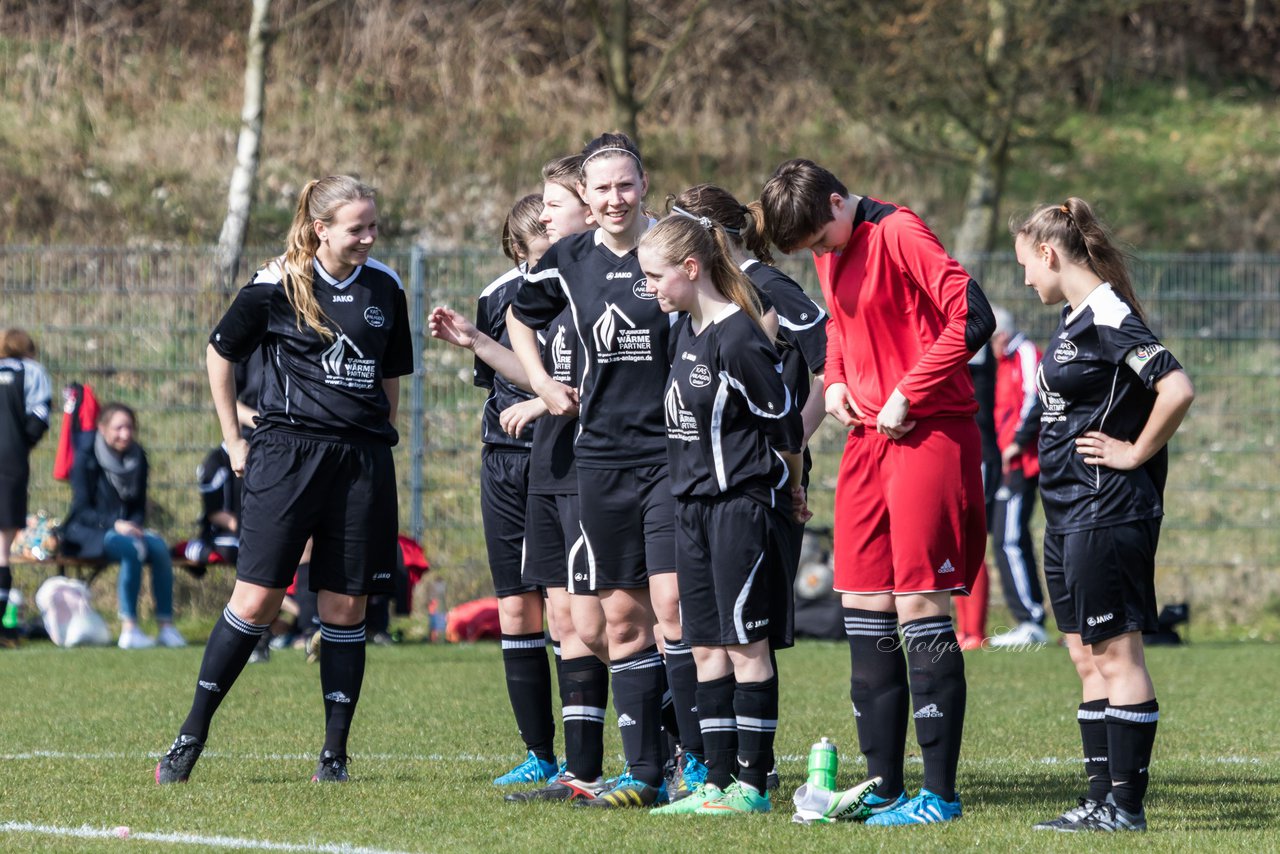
top-left (0, 750), bottom-right (1271, 766)
top-left (0, 821), bottom-right (421, 854)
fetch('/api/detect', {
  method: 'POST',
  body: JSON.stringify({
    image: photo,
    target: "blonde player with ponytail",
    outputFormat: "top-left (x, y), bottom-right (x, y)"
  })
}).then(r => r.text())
top-left (156, 176), bottom-right (413, 786)
top-left (638, 213), bottom-right (805, 816)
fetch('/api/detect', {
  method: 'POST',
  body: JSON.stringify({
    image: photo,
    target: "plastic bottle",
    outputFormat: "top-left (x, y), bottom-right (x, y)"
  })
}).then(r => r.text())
top-left (806, 736), bottom-right (839, 790)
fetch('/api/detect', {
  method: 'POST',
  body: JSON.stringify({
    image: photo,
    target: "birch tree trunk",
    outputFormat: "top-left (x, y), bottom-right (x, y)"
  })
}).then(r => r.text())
top-left (215, 0), bottom-right (272, 288)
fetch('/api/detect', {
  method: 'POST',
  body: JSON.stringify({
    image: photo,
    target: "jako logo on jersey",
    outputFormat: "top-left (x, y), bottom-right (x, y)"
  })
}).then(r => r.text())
top-left (617, 713), bottom-right (637, 727)
top-left (914, 704), bottom-right (944, 719)
top-left (1054, 340), bottom-right (1078, 363)
top-left (632, 278), bottom-right (655, 299)
top-left (605, 271), bottom-right (634, 280)
top-left (373, 572), bottom-right (391, 580)
top-left (1086, 612), bottom-right (1114, 627)
top-left (364, 306), bottom-right (386, 327)
top-left (689, 364), bottom-right (712, 388)
top-left (325, 691), bottom-right (352, 704)
top-left (332, 294), bottom-right (354, 303)
top-left (937, 559), bottom-right (956, 574)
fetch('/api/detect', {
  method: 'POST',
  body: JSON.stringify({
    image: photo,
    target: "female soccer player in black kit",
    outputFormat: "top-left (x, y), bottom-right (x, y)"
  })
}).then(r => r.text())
top-left (1014, 199), bottom-right (1194, 832)
top-left (156, 175), bottom-right (413, 785)
top-left (639, 212), bottom-right (804, 816)
top-left (508, 133), bottom-right (690, 808)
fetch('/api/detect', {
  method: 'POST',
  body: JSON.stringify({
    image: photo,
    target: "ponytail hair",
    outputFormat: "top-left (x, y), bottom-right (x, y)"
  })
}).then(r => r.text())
top-left (666, 184), bottom-right (775, 265)
top-left (639, 215), bottom-right (764, 329)
top-left (501, 193), bottom-right (546, 263)
top-left (282, 175), bottom-right (377, 341)
top-left (1013, 197), bottom-right (1144, 321)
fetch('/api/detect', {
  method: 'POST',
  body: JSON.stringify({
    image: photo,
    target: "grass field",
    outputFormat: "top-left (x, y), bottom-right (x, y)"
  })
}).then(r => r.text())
top-left (1, 637), bottom-right (1277, 853)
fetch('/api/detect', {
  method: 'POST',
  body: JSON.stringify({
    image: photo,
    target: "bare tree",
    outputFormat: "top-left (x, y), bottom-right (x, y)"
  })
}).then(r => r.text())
top-left (583, 0), bottom-right (710, 143)
top-left (215, 0), bottom-right (273, 288)
top-left (215, 0), bottom-right (343, 287)
top-left (791, 0), bottom-right (1124, 257)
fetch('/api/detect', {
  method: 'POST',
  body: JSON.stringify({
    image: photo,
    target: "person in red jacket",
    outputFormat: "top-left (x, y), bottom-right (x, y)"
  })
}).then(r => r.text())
top-left (756, 159), bottom-right (994, 826)
top-left (987, 306), bottom-right (1049, 647)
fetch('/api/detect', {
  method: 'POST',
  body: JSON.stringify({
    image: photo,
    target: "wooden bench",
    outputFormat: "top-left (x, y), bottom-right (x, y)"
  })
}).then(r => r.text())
top-left (9, 554), bottom-right (204, 587)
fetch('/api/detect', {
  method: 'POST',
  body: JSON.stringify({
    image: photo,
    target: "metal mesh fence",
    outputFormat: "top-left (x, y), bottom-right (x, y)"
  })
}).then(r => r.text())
top-left (4, 247), bottom-right (1277, 614)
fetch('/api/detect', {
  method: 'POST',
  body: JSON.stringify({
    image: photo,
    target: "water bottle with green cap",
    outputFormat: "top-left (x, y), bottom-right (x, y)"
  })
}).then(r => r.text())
top-left (806, 736), bottom-right (838, 790)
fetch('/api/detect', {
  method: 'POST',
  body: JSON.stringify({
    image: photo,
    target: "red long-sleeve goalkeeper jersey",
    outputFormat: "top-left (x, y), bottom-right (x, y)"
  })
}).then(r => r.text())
top-left (814, 198), bottom-right (990, 425)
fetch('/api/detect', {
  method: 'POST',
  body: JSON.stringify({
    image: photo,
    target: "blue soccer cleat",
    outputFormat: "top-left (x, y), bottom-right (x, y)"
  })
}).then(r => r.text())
top-left (865, 788), bottom-right (962, 826)
top-left (494, 750), bottom-right (559, 786)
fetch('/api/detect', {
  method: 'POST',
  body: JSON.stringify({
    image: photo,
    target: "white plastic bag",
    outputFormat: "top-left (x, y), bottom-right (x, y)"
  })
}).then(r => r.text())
top-left (34, 576), bottom-right (111, 647)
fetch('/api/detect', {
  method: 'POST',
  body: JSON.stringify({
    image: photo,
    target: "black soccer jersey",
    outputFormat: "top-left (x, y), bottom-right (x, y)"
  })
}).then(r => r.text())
top-left (528, 307), bottom-right (581, 494)
top-left (210, 258), bottom-right (414, 445)
top-left (743, 260), bottom-right (826, 452)
top-left (665, 305), bottom-right (796, 503)
top-left (1036, 283), bottom-right (1183, 534)
top-left (0, 357), bottom-right (52, 477)
top-left (474, 266), bottom-right (535, 451)
top-left (512, 228), bottom-right (673, 468)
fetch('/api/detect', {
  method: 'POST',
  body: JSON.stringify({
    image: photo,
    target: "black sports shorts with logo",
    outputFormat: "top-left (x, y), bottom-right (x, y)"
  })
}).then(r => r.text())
top-left (237, 430), bottom-right (398, 595)
top-left (522, 492), bottom-right (590, 593)
top-left (577, 464), bottom-right (676, 592)
top-left (1043, 518), bottom-right (1161, 645)
top-left (480, 448), bottom-right (536, 598)
top-left (675, 492), bottom-right (793, 649)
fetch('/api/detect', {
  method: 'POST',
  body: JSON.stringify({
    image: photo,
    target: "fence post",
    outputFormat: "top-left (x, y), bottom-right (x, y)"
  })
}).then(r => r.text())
top-left (409, 244), bottom-right (427, 544)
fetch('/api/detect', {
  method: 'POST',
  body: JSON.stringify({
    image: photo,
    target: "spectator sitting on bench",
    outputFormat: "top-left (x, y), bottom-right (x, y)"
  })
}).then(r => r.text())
top-left (61, 402), bottom-right (186, 650)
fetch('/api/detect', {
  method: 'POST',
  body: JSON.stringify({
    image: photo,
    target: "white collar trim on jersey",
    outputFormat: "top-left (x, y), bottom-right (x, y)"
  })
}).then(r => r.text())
top-left (1065, 281), bottom-right (1114, 326)
top-left (312, 258), bottom-right (361, 290)
top-left (738, 258), bottom-right (759, 273)
top-left (710, 302), bottom-right (741, 325)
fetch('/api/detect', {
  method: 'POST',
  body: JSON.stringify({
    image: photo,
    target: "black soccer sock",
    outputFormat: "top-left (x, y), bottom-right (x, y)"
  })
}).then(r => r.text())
top-left (663, 636), bottom-right (703, 757)
top-left (734, 675), bottom-right (779, 793)
top-left (902, 615), bottom-right (966, 802)
top-left (696, 674), bottom-right (737, 789)
top-left (319, 620), bottom-right (366, 756)
top-left (180, 606), bottom-right (268, 742)
top-left (1107, 699), bottom-right (1159, 814)
top-left (501, 631), bottom-right (556, 762)
top-left (560, 654), bottom-right (609, 781)
top-left (1078, 699), bottom-right (1111, 802)
top-left (609, 645), bottom-right (666, 787)
top-left (844, 607), bottom-right (909, 798)
top-left (0, 564), bottom-right (11, 614)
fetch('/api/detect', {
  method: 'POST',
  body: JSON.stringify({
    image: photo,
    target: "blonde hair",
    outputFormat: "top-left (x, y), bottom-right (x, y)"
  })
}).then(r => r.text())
top-left (282, 175), bottom-right (377, 341)
top-left (640, 216), bottom-right (764, 327)
top-left (1013, 197), bottom-right (1144, 321)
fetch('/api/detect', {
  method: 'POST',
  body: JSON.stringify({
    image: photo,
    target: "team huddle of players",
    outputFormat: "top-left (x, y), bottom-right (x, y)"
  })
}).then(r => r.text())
top-left (148, 126), bottom-right (1191, 834)
top-left (430, 132), bottom-right (1194, 829)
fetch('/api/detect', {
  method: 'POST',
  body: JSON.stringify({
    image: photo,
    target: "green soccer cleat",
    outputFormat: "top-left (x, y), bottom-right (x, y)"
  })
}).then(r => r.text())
top-left (695, 780), bottom-right (771, 816)
top-left (651, 782), bottom-right (723, 815)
